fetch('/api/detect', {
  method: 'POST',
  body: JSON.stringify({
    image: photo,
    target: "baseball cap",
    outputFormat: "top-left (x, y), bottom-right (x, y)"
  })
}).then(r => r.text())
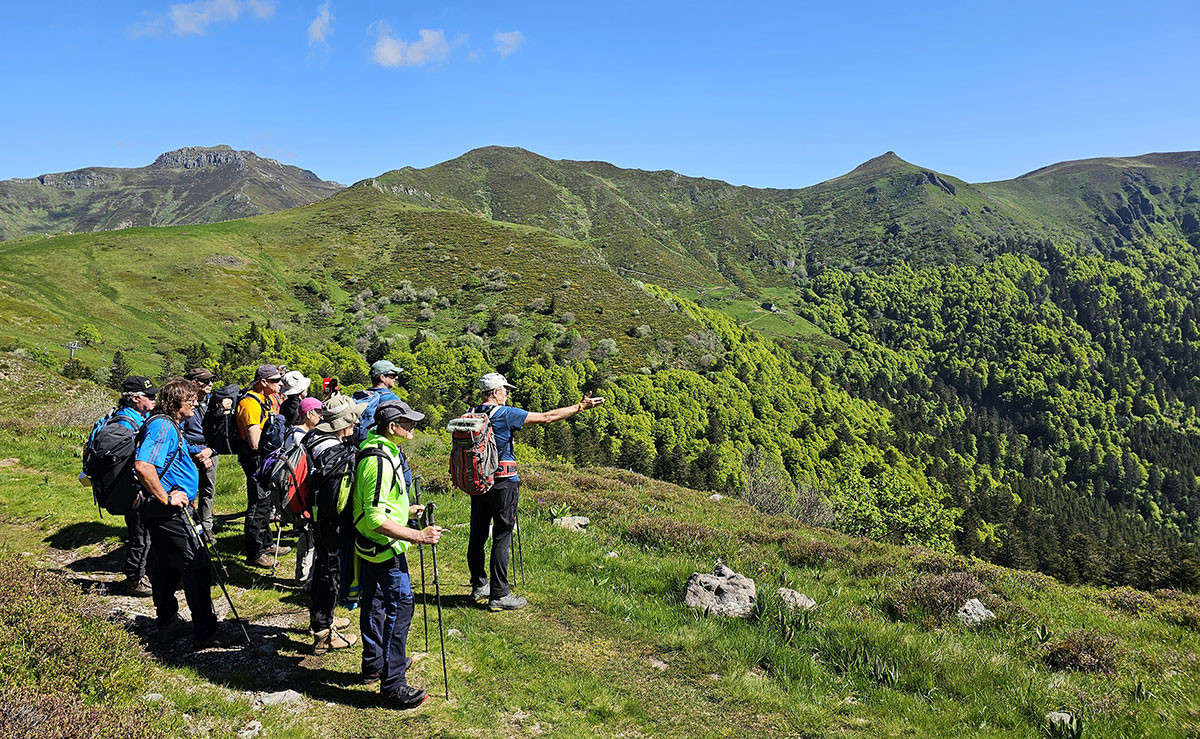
top-left (299, 397), bottom-right (323, 415)
top-left (185, 367), bottom-right (214, 382)
top-left (121, 375), bottom-right (160, 397)
top-left (254, 364), bottom-right (283, 383)
top-left (370, 359), bottom-right (401, 377)
top-left (479, 372), bottom-right (516, 392)
top-left (373, 400), bottom-right (426, 427)
top-left (281, 369), bottom-right (311, 396)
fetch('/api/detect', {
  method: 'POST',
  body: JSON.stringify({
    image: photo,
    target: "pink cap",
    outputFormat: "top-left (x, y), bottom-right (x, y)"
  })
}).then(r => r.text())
top-left (299, 397), bottom-right (323, 415)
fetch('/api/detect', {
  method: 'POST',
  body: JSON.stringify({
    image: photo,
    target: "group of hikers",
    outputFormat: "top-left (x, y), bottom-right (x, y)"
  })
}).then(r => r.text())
top-left (83, 360), bottom-right (604, 710)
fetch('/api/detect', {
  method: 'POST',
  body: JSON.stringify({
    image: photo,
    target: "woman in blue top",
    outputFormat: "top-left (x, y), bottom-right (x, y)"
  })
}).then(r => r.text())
top-left (467, 372), bottom-right (604, 611)
top-left (134, 379), bottom-right (238, 648)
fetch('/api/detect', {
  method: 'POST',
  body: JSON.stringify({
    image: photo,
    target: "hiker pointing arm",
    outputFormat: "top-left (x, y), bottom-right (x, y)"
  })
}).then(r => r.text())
top-left (523, 392), bottom-right (606, 425)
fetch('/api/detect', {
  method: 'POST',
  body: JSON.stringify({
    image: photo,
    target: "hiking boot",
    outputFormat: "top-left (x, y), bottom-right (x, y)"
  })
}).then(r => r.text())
top-left (267, 544), bottom-right (291, 557)
top-left (362, 657), bottom-right (411, 684)
top-left (247, 554), bottom-right (275, 568)
top-left (471, 583), bottom-right (489, 601)
top-left (332, 616), bottom-right (351, 629)
top-left (126, 576), bottom-right (153, 597)
top-left (488, 594), bottom-right (528, 612)
top-left (313, 628), bottom-right (358, 655)
top-left (381, 686), bottom-right (428, 710)
top-left (195, 627), bottom-right (241, 649)
top-left (157, 615), bottom-right (190, 644)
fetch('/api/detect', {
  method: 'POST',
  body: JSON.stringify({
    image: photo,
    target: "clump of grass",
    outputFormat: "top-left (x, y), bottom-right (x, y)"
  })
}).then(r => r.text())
top-left (778, 534), bottom-right (850, 568)
top-left (1098, 586), bottom-right (1200, 631)
top-left (626, 515), bottom-right (722, 553)
top-left (1044, 629), bottom-right (1121, 673)
top-left (888, 571), bottom-right (992, 624)
top-left (0, 553), bottom-right (159, 737)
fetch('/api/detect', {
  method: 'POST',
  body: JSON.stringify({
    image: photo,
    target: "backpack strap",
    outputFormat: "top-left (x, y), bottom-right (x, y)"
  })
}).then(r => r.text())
top-left (138, 414), bottom-right (185, 479)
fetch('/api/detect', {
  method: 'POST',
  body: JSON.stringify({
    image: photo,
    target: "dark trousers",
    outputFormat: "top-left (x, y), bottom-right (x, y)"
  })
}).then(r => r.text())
top-left (239, 452), bottom-right (271, 559)
top-left (144, 506), bottom-right (218, 638)
top-left (467, 477), bottom-right (518, 599)
top-left (194, 455), bottom-right (218, 535)
top-left (360, 553), bottom-right (414, 695)
top-left (309, 516), bottom-right (344, 633)
top-left (123, 511), bottom-right (150, 581)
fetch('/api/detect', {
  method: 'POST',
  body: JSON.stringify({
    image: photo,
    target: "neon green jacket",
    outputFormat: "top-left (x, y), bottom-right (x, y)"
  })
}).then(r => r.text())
top-left (352, 431), bottom-right (410, 562)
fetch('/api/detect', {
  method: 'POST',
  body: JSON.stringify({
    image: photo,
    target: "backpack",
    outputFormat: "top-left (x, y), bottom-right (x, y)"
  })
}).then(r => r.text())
top-left (203, 383), bottom-right (240, 455)
top-left (235, 391), bottom-right (286, 456)
top-left (350, 387), bottom-right (395, 446)
top-left (81, 409), bottom-right (144, 515)
top-left (257, 431), bottom-right (339, 526)
top-left (447, 405), bottom-right (501, 495)
top-left (304, 435), bottom-right (360, 526)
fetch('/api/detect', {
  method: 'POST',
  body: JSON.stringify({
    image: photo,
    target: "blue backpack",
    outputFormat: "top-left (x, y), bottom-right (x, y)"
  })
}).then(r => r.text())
top-left (350, 387), bottom-right (397, 445)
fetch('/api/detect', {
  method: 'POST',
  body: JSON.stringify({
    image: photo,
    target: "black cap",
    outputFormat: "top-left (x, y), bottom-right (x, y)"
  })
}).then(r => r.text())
top-left (373, 400), bottom-right (426, 427)
top-left (121, 375), bottom-right (160, 397)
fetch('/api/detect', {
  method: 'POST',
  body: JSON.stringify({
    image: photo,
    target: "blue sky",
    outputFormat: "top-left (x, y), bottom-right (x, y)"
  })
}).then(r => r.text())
top-left (2, 1), bottom-right (1198, 188)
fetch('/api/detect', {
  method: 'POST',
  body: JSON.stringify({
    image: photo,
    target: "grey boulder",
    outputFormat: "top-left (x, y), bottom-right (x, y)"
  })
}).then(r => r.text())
top-left (684, 564), bottom-right (756, 618)
top-left (778, 587), bottom-right (816, 612)
top-left (553, 516), bottom-right (590, 531)
top-left (957, 598), bottom-right (996, 626)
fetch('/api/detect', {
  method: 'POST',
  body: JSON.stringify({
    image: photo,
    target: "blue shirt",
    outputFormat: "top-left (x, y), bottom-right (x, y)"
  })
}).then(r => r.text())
top-left (478, 404), bottom-right (528, 480)
top-left (136, 416), bottom-right (199, 500)
top-left (113, 405), bottom-right (148, 432)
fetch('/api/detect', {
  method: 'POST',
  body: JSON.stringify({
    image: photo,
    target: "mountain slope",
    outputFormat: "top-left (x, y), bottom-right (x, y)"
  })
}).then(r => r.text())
top-left (0, 145), bottom-right (344, 240)
top-left (374, 147), bottom-right (1200, 285)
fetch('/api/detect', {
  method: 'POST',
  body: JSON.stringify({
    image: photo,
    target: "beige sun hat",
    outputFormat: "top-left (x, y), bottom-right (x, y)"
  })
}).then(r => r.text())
top-left (315, 394), bottom-right (368, 432)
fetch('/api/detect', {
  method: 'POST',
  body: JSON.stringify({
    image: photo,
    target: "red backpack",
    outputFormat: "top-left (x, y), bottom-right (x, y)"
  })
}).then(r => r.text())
top-left (447, 406), bottom-right (500, 495)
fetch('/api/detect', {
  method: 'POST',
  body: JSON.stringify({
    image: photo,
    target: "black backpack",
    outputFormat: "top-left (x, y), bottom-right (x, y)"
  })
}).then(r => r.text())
top-left (240, 392), bottom-right (287, 456)
top-left (82, 410), bottom-right (144, 516)
top-left (304, 434), bottom-right (360, 527)
top-left (203, 383), bottom-right (240, 455)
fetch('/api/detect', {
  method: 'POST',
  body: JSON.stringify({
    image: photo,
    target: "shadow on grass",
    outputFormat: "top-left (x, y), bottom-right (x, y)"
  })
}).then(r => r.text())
top-left (44, 520), bottom-right (124, 550)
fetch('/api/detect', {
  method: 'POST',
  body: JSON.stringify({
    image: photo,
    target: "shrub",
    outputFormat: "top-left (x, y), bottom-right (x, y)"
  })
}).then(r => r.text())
top-left (631, 324), bottom-right (651, 338)
top-left (417, 307), bottom-right (435, 322)
top-left (499, 313), bottom-right (520, 328)
top-left (779, 535), bottom-right (851, 568)
top-left (60, 359), bottom-right (96, 381)
top-left (594, 338), bottom-right (618, 361)
top-left (626, 516), bottom-right (721, 553)
top-left (1044, 629), bottom-right (1120, 673)
top-left (889, 572), bottom-right (991, 623)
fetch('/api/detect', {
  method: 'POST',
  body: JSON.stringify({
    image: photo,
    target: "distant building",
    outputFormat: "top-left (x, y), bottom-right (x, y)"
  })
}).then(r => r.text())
top-left (761, 302), bottom-right (780, 313)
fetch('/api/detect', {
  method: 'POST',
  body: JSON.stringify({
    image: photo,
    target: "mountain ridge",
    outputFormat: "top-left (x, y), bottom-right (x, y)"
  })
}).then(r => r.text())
top-left (0, 145), bottom-right (343, 240)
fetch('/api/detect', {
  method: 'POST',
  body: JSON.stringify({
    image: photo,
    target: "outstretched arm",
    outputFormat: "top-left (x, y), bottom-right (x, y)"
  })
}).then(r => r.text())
top-left (524, 393), bottom-right (605, 426)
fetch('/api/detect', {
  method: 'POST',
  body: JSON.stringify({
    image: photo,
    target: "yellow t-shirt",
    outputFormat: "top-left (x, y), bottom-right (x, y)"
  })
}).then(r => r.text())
top-left (236, 390), bottom-right (277, 440)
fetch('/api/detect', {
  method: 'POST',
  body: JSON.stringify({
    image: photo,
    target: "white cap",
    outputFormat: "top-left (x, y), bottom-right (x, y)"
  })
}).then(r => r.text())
top-left (479, 372), bottom-right (516, 392)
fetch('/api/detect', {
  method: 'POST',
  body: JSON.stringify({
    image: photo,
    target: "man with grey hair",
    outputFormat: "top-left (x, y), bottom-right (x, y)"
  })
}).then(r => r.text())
top-left (467, 372), bottom-right (604, 611)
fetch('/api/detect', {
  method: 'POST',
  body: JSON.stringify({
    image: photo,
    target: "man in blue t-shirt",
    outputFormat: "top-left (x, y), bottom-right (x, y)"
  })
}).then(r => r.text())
top-left (115, 375), bottom-right (158, 597)
top-left (134, 378), bottom-right (237, 648)
top-left (468, 372), bottom-right (605, 611)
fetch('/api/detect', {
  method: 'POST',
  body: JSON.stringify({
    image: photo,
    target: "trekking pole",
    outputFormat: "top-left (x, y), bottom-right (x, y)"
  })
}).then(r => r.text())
top-left (424, 502), bottom-right (449, 701)
top-left (515, 504), bottom-right (525, 587)
top-left (270, 513), bottom-right (284, 579)
top-left (410, 475), bottom-right (429, 652)
top-left (182, 505), bottom-right (251, 646)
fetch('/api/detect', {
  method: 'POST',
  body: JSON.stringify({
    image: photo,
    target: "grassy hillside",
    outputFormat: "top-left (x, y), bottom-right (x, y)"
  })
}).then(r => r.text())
top-left (0, 184), bottom-right (718, 377)
top-left (1, 356), bottom-right (1198, 737)
top-left (375, 147), bottom-right (1200, 283)
top-left (0, 146), bottom-right (344, 241)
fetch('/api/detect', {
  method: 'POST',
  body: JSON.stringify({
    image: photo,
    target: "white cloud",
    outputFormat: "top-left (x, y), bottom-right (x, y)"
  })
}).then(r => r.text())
top-left (135, 0), bottom-right (273, 36)
top-left (371, 25), bottom-right (449, 68)
top-left (247, 0), bottom-right (275, 19)
top-left (309, 2), bottom-right (333, 46)
top-left (494, 30), bottom-right (523, 57)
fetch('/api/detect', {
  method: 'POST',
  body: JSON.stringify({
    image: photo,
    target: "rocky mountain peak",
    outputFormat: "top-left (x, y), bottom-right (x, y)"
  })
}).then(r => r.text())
top-left (151, 145), bottom-right (256, 171)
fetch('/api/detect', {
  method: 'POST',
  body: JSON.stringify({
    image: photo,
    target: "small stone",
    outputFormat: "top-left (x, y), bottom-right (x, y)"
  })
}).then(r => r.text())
top-left (260, 689), bottom-right (303, 706)
top-left (778, 587), bottom-right (817, 612)
top-left (447, 628), bottom-right (463, 638)
top-left (957, 598), bottom-right (996, 626)
top-left (0, 458), bottom-right (19, 467)
top-left (144, 693), bottom-right (164, 702)
top-left (647, 657), bottom-right (668, 671)
top-left (605, 551), bottom-right (618, 558)
top-left (237, 720), bottom-right (263, 739)
top-left (553, 516), bottom-right (590, 532)
top-left (708, 493), bottom-right (723, 501)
